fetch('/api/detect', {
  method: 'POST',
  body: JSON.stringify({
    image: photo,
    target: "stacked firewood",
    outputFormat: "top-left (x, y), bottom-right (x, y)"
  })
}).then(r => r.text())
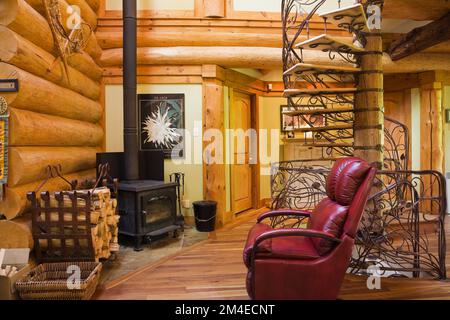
top-left (35, 187), bottom-right (120, 262)
top-left (83, 187), bottom-right (120, 260)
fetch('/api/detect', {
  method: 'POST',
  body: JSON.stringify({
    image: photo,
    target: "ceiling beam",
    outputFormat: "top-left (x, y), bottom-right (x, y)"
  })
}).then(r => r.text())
top-left (388, 11), bottom-right (450, 61)
top-left (383, 0), bottom-right (450, 21)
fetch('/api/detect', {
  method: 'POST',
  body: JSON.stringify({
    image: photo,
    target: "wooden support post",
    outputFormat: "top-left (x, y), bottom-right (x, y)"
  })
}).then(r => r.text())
top-left (202, 65), bottom-right (226, 227)
top-left (354, 33), bottom-right (384, 169)
top-left (419, 80), bottom-right (444, 214)
top-left (420, 81), bottom-right (444, 173)
top-left (354, 8), bottom-right (384, 232)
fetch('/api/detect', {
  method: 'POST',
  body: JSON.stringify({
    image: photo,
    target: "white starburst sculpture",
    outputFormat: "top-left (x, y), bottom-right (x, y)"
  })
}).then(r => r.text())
top-left (143, 102), bottom-right (181, 149)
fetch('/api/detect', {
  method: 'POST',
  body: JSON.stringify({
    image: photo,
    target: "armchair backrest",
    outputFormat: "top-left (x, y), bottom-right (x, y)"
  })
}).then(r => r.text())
top-left (307, 157), bottom-right (376, 255)
top-left (343, 162), bottom-right (377, 238)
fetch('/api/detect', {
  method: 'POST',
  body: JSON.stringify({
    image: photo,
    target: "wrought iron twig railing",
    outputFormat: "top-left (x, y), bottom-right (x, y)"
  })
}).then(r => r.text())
top-left (270, 162), bottom-right (447, 279)
top-left (384, 116), bottom-right (409, 171)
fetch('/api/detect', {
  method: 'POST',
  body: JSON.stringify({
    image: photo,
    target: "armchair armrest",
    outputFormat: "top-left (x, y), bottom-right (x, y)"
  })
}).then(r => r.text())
top-left (253, 228), bottom-right (341, 256)
top-left (257, 209), bottom-right (312, 223)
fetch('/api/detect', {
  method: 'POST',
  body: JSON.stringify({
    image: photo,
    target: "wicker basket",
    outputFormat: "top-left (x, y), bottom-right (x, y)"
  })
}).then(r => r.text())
top-left (15, 262), bottom-right (102, 300)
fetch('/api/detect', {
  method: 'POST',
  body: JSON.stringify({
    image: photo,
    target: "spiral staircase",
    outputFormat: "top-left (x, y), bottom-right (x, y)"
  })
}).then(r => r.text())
top-left (278, 1), bottom-right (447, 279)
top-left (282, 1), bottom-right (373, 161)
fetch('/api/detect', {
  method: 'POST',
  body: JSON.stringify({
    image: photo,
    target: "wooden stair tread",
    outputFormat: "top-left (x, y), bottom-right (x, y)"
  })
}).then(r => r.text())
top-left (319, 4), bottom-right (368, 32)
top-left (294, 124), bottom-right (353, 133)
top-left (291, 157), bottom-right (340, 162)
top-left (284, 87), bottom-right (357, 97)
top-left (302, 143), bottom-right (353, 148)
top-left (281, 139), bottom-right (353, 148)
top-left (284, 63), bottom-right (361, 76)
top-left (296, 34), bottom-right (365, 53)
top-left (284, 104), bottom-right (347, 108)
top-left (283, 107), bottom-right (354, 116)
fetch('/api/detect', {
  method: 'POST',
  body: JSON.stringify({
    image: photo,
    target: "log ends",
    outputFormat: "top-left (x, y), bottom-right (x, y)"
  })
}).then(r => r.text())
top-left (203, 0), bottom-right (225, 18)
top-left (1, 0), bottom-right (55, 54)
top-left (0, 26), bottom-right (17, 62)
top-left (0, 215), bottom-right (33, 249)
top-left (0, 0), bottom-right (19, 27)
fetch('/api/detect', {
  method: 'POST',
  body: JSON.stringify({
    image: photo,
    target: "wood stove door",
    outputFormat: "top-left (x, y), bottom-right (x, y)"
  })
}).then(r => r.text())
top-left (140, 188), bottom-right (177, 233)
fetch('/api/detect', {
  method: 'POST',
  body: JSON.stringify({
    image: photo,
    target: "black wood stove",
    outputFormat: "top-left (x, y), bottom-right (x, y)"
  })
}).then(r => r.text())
top-left (118, 180), bottom-right (183, 251)
top-left (97, 0), bottom-right (183, 251)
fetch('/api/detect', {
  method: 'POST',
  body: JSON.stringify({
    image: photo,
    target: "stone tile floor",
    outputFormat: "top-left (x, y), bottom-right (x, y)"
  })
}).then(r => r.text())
top-left (99, 224), bottom-right (208, 285)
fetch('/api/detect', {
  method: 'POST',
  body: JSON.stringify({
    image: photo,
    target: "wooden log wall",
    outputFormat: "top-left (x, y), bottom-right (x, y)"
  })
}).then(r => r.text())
top-left (99, 46), bottom-right (450, 73)
top-left (95, 11), bottom-right (450, 73)
top-left (0, 0), bottom-right (103, 248)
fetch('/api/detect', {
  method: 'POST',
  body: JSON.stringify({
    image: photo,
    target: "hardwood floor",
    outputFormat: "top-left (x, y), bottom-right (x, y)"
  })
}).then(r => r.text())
top-left (95, 209), bottom-right (450, 300)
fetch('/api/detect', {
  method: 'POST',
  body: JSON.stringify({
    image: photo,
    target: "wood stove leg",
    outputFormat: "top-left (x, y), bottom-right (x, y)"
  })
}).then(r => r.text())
top-left (134, 236), bottom-right (144, 251)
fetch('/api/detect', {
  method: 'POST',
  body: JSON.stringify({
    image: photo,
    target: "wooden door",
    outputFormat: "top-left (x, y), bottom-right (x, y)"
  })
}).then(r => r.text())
top-left (230, 91), bottom-right (253, 214)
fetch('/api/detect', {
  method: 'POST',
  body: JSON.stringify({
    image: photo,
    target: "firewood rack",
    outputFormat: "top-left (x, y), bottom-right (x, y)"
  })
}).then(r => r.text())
top-left (27, 164), bottom-right (117, 263)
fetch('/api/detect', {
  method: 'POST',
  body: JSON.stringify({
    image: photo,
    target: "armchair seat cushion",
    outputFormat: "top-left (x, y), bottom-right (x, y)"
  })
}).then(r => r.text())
top-left (268, 236), bottom-right (320, 260)
top-left (243, 223), bottom-right (320, 268)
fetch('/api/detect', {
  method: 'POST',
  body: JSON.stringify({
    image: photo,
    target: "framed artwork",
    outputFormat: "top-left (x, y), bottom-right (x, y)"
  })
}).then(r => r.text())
top-left (280, 105), bottom-right (296, 132)
top-left (280, 105), bottom-right (325, 139)
top-left (138, 94), bottom-right (185, 158)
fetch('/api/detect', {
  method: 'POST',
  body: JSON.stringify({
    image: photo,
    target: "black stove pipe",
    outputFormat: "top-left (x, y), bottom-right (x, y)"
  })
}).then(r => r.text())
top-left (123, 0), bottom-right (139, 180)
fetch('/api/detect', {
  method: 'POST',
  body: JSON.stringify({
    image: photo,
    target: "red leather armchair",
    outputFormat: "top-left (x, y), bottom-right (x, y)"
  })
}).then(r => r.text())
top-left (243, 157), bottom-right (376, 300)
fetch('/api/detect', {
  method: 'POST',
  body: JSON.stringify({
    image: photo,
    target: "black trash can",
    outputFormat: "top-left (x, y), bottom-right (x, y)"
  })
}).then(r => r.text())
top-left (193, 200), bottom-right (217, 232)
